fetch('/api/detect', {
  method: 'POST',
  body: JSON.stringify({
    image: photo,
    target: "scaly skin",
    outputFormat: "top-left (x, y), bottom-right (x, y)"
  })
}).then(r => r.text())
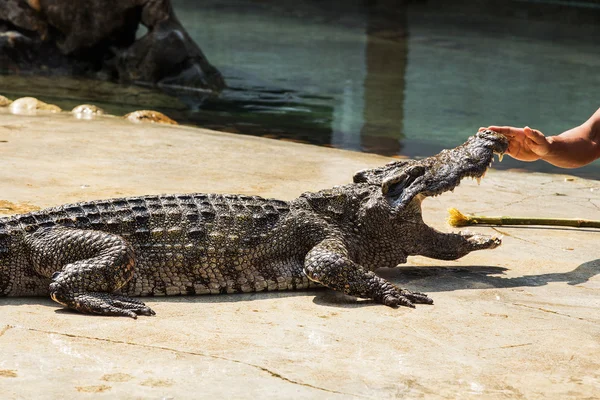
top-left (0, 130), bottom-right (508, 317)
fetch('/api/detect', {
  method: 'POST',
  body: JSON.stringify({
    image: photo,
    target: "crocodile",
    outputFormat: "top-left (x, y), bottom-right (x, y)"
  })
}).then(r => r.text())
top-left (0, 130), bottom-right (508, 318)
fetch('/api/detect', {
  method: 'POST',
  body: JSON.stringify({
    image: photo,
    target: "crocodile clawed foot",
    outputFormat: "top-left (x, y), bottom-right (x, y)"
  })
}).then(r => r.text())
top-left (461, 231), bottom-right (502, 250)
top-left (50, 284), bottom-right (155, 318)
top-left (105, 295), bottom-right (156, 318)
top-left (401, 289), bottom-right (434, 305)
top-left (74, 293), bottom-right (156, 318)
top-left (380, 285), bottom-right (434, 308)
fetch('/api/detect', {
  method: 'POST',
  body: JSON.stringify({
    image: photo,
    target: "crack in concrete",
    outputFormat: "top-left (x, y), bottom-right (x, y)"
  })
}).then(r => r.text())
top-left (512, 303), bottom-right (599, 324)
top-left (480, 342), bottom-right (533, 351)
top-left (19, 326), bottom-right (364, 398)
top-left (499, 342), bottom-right (533, 349)
top-left (491, 227), bottom-right (536, 244)
top-left (587, 198), bottom-right (600, 212)
top-left (490, 227), bottom-right (558, 250)
top-left (495, 191), bottom-right (597, 213)
top-left (494, 195), bottom-right (537, 210)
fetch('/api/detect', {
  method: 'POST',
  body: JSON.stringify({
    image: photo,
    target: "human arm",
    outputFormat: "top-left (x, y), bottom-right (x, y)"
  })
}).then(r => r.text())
top-left (481, 107), bottom-right (600, 168)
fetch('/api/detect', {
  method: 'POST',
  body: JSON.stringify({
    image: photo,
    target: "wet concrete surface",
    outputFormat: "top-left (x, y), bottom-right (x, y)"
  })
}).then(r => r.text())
top-left (0, 110), bottom-right (599, 399)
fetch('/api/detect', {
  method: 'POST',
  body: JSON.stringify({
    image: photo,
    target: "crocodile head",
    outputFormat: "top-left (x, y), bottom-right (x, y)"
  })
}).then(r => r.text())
top-left (353, 129), bottom-right (508, 209)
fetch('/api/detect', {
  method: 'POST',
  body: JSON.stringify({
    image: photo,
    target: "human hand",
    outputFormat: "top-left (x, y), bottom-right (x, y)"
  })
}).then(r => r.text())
top-left (479, 126), bottom-right (551, 162)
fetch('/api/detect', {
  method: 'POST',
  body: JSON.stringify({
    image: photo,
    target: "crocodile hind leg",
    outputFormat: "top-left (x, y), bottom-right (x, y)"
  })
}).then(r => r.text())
top-left (26, 226), bottom-right (155, 318)
top-left (304, 239), bottom-right (433, 308)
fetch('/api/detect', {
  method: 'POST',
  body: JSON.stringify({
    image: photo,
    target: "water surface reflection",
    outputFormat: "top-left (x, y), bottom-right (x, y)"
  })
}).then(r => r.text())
top-left (2, 0), bottom-right (598, 178)
top-left (172, 0), bottom-right (599, 177)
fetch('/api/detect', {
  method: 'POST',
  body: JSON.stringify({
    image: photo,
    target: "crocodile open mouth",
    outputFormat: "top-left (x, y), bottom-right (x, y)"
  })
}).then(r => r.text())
top-left (352, 129), bottom-right (509, 209)
top-left (433, 147), bottom-right (507, 193)
top-left (381, 130), bottom-right (509, 208)
top-left (464, 151), bottom-right (504, 185)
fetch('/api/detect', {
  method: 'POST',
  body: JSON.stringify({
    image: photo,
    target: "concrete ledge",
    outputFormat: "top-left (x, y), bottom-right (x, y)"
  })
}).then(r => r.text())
top-left (1, 111), bottom-right (599, 398)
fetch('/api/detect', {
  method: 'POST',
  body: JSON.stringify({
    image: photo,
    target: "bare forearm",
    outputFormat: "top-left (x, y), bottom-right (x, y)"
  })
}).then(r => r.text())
top-left (543, 108), bottom-right (600, 168)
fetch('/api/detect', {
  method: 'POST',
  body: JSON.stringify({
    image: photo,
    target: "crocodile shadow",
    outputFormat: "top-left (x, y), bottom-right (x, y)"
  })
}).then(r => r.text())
top-left (378, 258), bottom-right (600, 292)
top-left (3, 258), bottom-right (598, 314)
top-left (315, 258), bottom-right (600, 307)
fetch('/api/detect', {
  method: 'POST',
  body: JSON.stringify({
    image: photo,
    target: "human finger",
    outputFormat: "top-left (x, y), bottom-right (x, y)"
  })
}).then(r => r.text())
top-left (485, 126), bottom-right (525, 137)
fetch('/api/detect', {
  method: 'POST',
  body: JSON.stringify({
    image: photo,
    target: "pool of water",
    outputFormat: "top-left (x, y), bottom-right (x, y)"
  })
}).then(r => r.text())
top-left (4, 0), bottom-right (600, 178)
top-left (171, 0), bottom-right (600, 178)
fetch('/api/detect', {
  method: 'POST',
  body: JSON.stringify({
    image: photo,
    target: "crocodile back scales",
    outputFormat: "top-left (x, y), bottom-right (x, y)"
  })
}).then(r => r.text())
top-left (0, 194), bottom-right (322, 296)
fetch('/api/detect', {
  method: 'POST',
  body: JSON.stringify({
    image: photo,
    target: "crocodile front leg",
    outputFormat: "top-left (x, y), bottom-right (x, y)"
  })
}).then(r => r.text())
top-left (26, 227), bottom-right (155, 318)
top-left (304, 239), bottom-right (432, 308)
top-left (413, 225), bottom-right (501, 260)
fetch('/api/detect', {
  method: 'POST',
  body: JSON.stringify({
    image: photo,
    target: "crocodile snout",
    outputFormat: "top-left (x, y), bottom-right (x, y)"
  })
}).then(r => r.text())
top-left (475, 129), bottom-right (509, 156)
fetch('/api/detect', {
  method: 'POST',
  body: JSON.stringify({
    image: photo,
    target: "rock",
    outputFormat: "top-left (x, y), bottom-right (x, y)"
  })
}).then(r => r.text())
top-left (8, 97), bottom-right (61, 114)
top-left (0, 0), bottom-right (224, 97)
top-left (0, 95), bottom-right (12, 107)
top-left (124, 110), bottom-right (178, 125)
top-left (72, 104), bottom-right (104, 119)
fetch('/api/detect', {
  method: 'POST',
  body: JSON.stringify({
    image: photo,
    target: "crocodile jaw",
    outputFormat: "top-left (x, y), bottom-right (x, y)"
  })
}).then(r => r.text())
top-left (384, 130), bottom-right (509, 208)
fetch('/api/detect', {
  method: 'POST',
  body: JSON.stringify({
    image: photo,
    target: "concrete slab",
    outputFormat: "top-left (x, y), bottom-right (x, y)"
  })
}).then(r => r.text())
top-left (0, 110), bottom-right (599, 399)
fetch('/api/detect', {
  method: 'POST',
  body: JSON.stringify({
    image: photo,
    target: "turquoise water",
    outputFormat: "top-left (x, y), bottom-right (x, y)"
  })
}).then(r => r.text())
top-left (3, 0), bottom-right (599, 178)
top-left (169, 0), bottom-right (600, 178)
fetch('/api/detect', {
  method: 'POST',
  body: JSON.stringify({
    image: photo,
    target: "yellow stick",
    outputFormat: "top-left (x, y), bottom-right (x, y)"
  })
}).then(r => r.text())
top-left (447, 208), bottom-right (600, 228)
